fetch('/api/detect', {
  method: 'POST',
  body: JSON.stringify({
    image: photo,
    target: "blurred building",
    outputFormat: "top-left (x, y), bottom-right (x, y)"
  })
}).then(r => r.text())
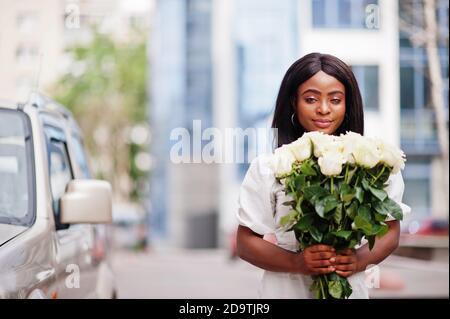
top-left (0, 0), bottom-right (64, 101)
top-left (0, 0), bottom-right (153, 102)
top-left (149, 0), bottom-right (218, 248)
top-left (149, 0), bottom-right (448, 249)
top-left (398, 0), bottom-right (449, 224)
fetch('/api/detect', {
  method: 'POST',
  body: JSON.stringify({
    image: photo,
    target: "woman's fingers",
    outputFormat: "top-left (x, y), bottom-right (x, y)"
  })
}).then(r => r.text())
top-left (309, 244), bottom-right (335, 253)
top-left (310, 251), bottom-right (336, 260)
top-left (334, 255), bottom-right (356, 264)
top-left (310, 259), bottom-right (334, 268)
top-left (313, 266), bottom-right (335, 275)
top-left (338, 248), bottom-right (355, 256)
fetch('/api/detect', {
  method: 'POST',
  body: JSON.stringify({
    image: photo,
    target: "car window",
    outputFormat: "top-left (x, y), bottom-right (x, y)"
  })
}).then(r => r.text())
top-left (45, 126), bottom-right (73, 230)
top-left (71, 134), bottom-right (91, 179)
top-left (0, 108), bottom-right (35, 226)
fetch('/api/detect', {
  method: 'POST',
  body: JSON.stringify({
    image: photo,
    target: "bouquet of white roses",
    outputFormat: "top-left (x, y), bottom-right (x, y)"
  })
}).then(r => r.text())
top-left (268, 131), bottom-right (406, 299)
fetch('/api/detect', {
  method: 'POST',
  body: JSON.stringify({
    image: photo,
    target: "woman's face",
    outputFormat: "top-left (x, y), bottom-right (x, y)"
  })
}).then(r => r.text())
top-left (295, 70), bottom-right (346, 135)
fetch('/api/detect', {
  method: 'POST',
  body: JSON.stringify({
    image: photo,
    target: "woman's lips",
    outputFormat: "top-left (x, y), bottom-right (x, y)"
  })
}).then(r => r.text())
top-left (313, 119), bottom-right (332, 128)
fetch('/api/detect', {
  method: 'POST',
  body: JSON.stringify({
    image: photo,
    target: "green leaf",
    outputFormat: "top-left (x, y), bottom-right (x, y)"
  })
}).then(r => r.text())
top-left (294, 214), bottom-right (314, 232)
top-left (383, 198), bottom-right (404, 221)
top-left (347, 239), bottom-right (359, 249)
top-left (300, 160), bottom-right (317, 176)
top-left (279, 209), bottom-right (299, 227)
top-left (355, 186), bottom-right (364, 204)
top-left (294, 174), bottom-right (307, 191)
top-left (322, 233), bottom-right (336, 246)
top-left (314, 199), bottom-right (326, 219)
top-left (309, 226), bottom-right (323, 243)
top-left (367, 186), bottom-right (388, 202)
top-left (372, 223), bottom-right (389, 237)
top-left (309, 280), bottom-right (321, 299)
top-left (354, 215), bottom-right (372, 234)
top-left (303, 185), bottom-right (329, 205)
top-left (328, 280), bottom-right (343, 299)
top-left (332, 230), bottom-right (352, 240)
top-left (323, 195), bottom-right (340, 214)
top-left (373, 200), bottom-right (390, 216)
top-left (314, 195), bottom-right (339, 219)
top-left (374, 212), bottom-right (387, 222)
top-left (295, 196), bottom-right (304, 213)
top-left (334, 203), bottom-right (343, 224)
top-left (357, 204), bottom-right (372, 221)
top-left (345, 201), bottom-right (358, 219)
top-left (362, 177), bottom-right (371, 191)
top-left (341, 277), bottom-right (353, 298)
top-left (346, 166), bottom-right (358, 184)
top-left (340, 183), bottom-right (356, 203)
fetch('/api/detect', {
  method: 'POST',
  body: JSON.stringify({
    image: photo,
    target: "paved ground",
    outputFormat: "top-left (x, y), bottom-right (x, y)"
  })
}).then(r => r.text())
top-left (112, 249), bottom-right (449, 299)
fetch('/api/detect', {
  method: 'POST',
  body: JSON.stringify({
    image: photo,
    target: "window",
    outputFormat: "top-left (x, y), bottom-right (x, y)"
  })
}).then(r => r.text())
top-left (402, 162), bottom-right (431, 219)
top-left (71, 134), bottom-right (91, 179)
top-left (16, 76), bottom-right (34, 100)
top-left (45, 126), bottom-right (73, 230)
top-left (0, 109), bottom-right (35, 226)
top-left (15, 46), bottom-right (38, 67)
top-left (17, 12), bottom-right (38, 34)
top-left (351, 65), bottom-right (379, 111)
top-left (312, 0), bottom-right (379, 29)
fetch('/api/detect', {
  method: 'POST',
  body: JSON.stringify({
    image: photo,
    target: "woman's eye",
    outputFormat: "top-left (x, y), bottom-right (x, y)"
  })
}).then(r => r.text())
top-left (331, 99), bottom-right (341, 104)
top-left (305, 97), bottom-right (317, 104)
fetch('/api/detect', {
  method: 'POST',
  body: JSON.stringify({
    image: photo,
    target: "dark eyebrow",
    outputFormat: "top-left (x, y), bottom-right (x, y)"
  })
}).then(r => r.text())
top-left (300, 89), bottom-right (321, 96)
top-left (328, 90), bottom-right (345, 96)
top-left (300, 89), bottom-right (344, 96)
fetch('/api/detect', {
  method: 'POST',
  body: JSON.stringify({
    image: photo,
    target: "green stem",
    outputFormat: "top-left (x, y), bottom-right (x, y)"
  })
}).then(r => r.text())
top-left (324, 276), bottom-right (329, 298)
top-left (355, 174), bottom-right (360, 187)
top-left (330, 176), bottom-right (334, 194)
top-left (319, 277), bottom-right (326, 299)
top-left (344, 165), bottom-right (349, 183)
top-left (371, 165), bottom-right (386, 186)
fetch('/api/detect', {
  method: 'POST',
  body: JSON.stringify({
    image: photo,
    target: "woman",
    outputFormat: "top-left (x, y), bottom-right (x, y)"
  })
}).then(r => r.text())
top-left (236, 53), bottom-right (411, 298)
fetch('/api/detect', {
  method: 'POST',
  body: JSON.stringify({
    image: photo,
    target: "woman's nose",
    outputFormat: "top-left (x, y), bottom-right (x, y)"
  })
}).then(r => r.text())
top-left (317, 101), bottom-right (331, 114)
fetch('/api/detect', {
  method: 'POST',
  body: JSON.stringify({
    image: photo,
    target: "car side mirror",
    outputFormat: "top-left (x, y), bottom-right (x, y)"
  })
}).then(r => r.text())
top-left (60, 179), bottom-right (112, 224)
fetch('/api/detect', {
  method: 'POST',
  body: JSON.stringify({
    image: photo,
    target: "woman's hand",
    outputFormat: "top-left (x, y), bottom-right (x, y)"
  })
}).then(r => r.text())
top-left (332, 248), bottom-right (358, 278)
top-left (295, 244), bottom-right (336, 275)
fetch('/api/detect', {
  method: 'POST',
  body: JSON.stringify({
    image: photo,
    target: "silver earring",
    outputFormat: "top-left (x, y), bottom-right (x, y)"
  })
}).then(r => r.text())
top-left (291, 113), bottom-right (297, 127)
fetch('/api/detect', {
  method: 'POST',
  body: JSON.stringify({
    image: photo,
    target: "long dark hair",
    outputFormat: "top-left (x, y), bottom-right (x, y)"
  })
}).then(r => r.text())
top-left (271, 52), bottom-right (364, 148)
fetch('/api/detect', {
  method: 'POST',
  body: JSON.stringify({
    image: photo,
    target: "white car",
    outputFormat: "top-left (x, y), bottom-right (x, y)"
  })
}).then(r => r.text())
top-left (0, 93), bottom-right (116, 299)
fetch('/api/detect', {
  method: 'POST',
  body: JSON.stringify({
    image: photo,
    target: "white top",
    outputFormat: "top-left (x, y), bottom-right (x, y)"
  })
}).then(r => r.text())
top-left (236, 154), bottom-right (411, 299)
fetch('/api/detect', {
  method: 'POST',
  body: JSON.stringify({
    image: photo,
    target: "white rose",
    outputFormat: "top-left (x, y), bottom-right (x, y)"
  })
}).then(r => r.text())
top-left (351, 137), bottom-right (381, 168)
top-left (374, 139), bottom-right (406, 173)
top-left (324, 138), bottom-right (345, 154)
top-left (288, 136), bottom-right (312, 162)
top-left (303, 131), bottom-right (335, 157)
top-left (318, 151), bottom-right (345, 176)
top-left (268, 145), bottom-right (296, 177)
top-left (339, 132), bottom-right (364, 164)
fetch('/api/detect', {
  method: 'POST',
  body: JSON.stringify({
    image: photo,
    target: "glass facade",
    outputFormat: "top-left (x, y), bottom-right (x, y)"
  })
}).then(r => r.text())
top-left (234, 0), bottom-right (298, 176)
top-left (149, 0), bottom-right (213, 241)
top-left (351, 65), bottom-right (379, 112)
top-left (312, 0), bottom-right (379, 29)
top-left (398, 0), bottom-right (449, 220)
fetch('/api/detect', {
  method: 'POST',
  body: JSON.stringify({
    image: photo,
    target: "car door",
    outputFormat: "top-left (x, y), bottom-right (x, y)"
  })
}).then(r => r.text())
top-left (43, 122), bottom-right (96, 298)
top-left (65, 131), bottom-right (101, 297)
